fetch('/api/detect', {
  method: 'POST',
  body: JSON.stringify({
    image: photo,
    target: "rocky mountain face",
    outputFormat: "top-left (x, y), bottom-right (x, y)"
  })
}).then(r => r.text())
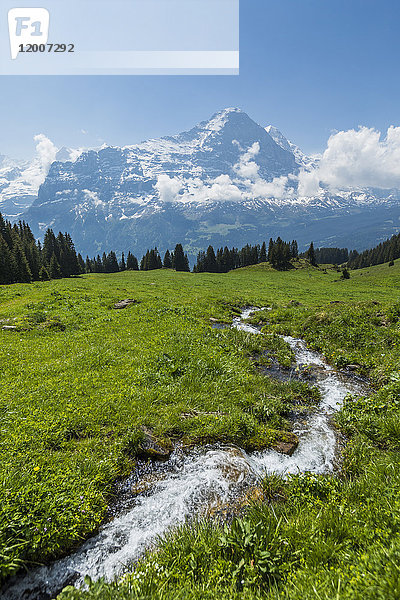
top-left (0, 146), bottom-right (77, 220)
top-left (8, 108), bottom-right (400, 259)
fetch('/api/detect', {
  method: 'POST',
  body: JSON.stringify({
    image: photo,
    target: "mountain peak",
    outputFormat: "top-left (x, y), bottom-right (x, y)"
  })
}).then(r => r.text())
top-left (214, 107), bottom-right (243, 117)
top-left (200, 107), bottom-right (248, 133)
top-left (265, 126), bottom-right (292, 152)
top-left (265, 125), bottom-right (317, 170)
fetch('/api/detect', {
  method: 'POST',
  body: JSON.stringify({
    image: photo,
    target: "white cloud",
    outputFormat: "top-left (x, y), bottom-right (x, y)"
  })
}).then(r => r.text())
top-left (233, 141), bottom-right (260, 179)
top-left (153, 143), bottom-right (294, 204)
top-left (183, 175), bottom-right (243, 203)
top-left (154, 128), bottom-right (400, 205)
top-left (83, 189), bottom-right (104, 207)
top-left (154, 174), bottom-right (183, 203)
top-left (249, 175), bottom-right (292, 200)
top-left (21, 134), bottom-right (58, 188)
top-left (298, 126), bottom-right (400, 196)
top-left (297, 169), bottom-right (321, 197)
top-left (234, 143), bottom-right (292, 200)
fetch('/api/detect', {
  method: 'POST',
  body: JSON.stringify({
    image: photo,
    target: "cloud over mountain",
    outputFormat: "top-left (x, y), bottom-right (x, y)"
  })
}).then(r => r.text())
top-left (5, 108), bottom-right (400, 257)
top-left (298, 126), bottom-right (400, 196)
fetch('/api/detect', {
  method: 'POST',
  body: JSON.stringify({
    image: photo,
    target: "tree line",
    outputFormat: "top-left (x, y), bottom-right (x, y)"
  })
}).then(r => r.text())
top-left (0, 213), bottom-right (85, 284)
top-left (347, 232), bottom-right (400, 269)
top-left (314, 247), bottom-right (349, 265)
top-left (193, 239), bottom-right (300, 273)
top-left (0, 209), bottom-right (320, 286)
top-left (7, 208), bottom-right (382, 287)
top-left (84, 244), bottom-right (190, 274)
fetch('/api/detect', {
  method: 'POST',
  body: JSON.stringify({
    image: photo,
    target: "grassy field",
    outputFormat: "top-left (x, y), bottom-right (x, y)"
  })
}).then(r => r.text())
top-left (1, 260), bottom-right (400, 598)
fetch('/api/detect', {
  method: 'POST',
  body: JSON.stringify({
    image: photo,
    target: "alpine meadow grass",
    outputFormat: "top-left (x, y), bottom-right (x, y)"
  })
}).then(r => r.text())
top-left (1, 259), bottom-right (400, 598)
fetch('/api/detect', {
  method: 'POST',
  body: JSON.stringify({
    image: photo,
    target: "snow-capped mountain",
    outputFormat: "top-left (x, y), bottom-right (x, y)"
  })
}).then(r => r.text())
top-left (265, 125), bottom-right (320, 170)
top-left (0, 154), bottom-right (36, 218)
top-left (12, 108), bottom-right (400, 258)
top-left (0, 145), bottom-right (82, 220)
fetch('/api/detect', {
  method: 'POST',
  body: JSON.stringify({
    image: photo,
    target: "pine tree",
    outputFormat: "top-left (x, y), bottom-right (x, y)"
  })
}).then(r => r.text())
top-left (174, 244), bottom-right (190, 272)
top-left (85, 257), bottom-right (92, 273)
top-left (306, 242), bottom-right (317, 266)
top-left (141, 248), bottom-right (162, 271)
top-left (347, 231), bottom-right (400, 270)
top-left (24, 241), bottom-right (41, 280)
top-left (205, 246), bottom-right (217, 273)
top-left (39, 265), bottom-right (50, 281)
top-left (107, 251), bottom-right (119, 273)
top-left (268, 238), bottom-right (274, 262)
top-left (77, 254), bottom-right (86, 274)
top-left (222, 246), bottom-right (231, 272)
top-left (102, 252), bottom-right (108, 272)
top-left (49, 253), bottom-right (62, 279)
top-left (11, 234), bottom-right (32, 283)
top-left (259, 241), bottom-right (267, 263)
top-left (140, 251), bottom-right (148, 271)
top-left (119, 252), bottom-right (126, 271)
top-left (126, 252), bottom-right (139, 270)
top-left (0, 233), bottom-right (15, 284)
top-left (163, 250), bottom-right (172, 269)
top-left (43, 229), bottom-right (58, 266)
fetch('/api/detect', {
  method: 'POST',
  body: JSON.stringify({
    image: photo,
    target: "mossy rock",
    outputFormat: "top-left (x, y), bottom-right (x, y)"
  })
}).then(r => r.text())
top-left (245, 427), bottom-right (299, 456)
top-left (136, 428), bottom-right (173, 461)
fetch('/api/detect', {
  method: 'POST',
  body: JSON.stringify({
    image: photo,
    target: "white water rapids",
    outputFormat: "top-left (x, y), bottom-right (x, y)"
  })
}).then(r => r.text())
top-left (1, 308), bottom-right (369, 600)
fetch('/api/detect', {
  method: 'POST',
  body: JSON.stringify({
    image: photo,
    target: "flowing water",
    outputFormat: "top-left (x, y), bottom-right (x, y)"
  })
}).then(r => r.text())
top-left (1, 308), bottom-right (369, 600)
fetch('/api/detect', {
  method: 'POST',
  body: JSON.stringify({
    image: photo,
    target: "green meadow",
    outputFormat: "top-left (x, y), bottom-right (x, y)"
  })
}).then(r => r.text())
top-left (1, 259), bottom-right (400, 598)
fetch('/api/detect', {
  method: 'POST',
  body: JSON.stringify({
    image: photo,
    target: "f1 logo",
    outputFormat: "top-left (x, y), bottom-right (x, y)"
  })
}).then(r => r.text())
top-left (8, 8), bottom-right (50, 59)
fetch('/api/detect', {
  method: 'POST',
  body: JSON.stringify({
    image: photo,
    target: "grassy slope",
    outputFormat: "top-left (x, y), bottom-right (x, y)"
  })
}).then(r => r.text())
top-left (1, 260), bottom-right (400, 597)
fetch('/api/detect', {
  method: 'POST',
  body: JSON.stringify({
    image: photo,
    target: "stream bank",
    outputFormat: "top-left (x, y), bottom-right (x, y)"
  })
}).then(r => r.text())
top-left (1, 308), bottom-right (369, 600)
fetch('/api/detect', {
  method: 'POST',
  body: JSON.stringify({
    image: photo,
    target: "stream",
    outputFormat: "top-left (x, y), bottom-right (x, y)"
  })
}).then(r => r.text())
top-left (1, 308), bottom-right (370, 600)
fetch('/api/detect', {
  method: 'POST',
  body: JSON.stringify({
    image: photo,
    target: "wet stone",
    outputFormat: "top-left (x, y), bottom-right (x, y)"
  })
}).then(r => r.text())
top-left (273, 439), bottom-right (299, 456)
top-left (136, 428), bottom-right (172, 462)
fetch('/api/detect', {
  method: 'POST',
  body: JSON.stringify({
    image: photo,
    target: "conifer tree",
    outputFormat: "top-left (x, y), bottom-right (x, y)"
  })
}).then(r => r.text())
top-left (290, 240), bottom-right (299, 259)
top-left (49, 253), bottom-right (62, 279)
top-left (107, 251), bottom-right (120, 273)
top-left (77, 254), bottom-right (86, 274)
top-left (0, 233), bottom-right (15, 284)
top-left (306, 242), bottom-right (317, 266)
top-left (85, 257), bottom-right (92, 273)
top-left (39, 265), bottom-right (50, 281)
top-left (119, 252), bottom-right (126, 271)
top-left (126, 252), bottom-right (138, 270)
top-left (205, 245), bottom-right (217, 272)
top-left (268, 238), bottom-right (274, 262)
top-left (173, 244), bottom-right (190, 272)
top-left (11, 235), bottom-right (32, 283)
top-left (163, 249), bottom-right (172, 269)
top-left (43, 229), bottom-right (58, 266)
top-left (259, 241), bottom-right (267, 263)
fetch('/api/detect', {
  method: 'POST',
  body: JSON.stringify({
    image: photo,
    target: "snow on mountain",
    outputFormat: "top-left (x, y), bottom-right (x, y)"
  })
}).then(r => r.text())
top-left (12, 108), bottom-right (400, 257)
top-left (0, 155), bottom-right (35, 218)
top-left (265, 125), bottom-right (320, 170)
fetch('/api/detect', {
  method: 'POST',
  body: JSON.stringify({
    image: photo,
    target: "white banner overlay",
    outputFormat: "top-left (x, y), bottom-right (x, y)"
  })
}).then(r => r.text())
top-left (1, 0), bottom-right (239, 75)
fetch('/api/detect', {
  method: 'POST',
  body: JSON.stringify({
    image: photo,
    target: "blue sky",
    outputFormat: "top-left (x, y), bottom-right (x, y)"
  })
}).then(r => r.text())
top-left (2, 0), bottom-right (400, 159)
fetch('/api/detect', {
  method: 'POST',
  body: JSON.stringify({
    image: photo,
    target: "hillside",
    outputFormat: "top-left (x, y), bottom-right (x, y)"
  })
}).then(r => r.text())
top-left (1, 262), bottom-right (400, 598)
